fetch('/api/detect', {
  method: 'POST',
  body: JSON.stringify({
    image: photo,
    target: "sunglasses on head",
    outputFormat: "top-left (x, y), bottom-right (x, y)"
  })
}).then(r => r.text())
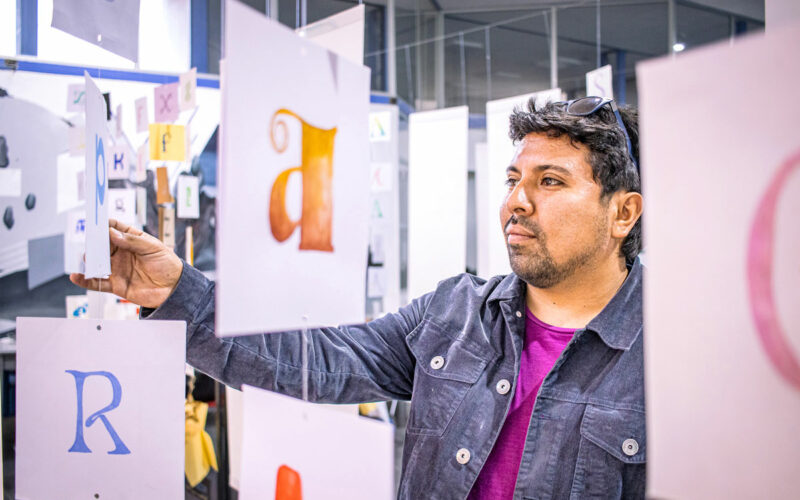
top-left (563, 96), bottom-right (638, 173)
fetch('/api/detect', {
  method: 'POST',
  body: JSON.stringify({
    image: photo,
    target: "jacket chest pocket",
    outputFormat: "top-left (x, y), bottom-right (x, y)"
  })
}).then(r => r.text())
top-left (570, 405), bottom-right (646, 499)
top-left (405, 320), bottom-right (491, 436)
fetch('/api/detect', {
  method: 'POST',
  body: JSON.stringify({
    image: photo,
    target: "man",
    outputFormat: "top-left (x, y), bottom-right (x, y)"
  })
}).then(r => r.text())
top-left (71, 97), bottom-right (644, 499)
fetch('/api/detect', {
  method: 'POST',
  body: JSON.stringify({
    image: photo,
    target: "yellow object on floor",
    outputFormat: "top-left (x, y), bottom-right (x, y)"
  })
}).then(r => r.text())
top-left (185, 400), bottom-right (218, 487)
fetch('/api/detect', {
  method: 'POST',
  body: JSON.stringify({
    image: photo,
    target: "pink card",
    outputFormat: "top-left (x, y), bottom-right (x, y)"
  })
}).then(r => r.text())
top-left (135, 96), bottom-right (149, 133)
top-left (153, 82), bottom-right (179, 123)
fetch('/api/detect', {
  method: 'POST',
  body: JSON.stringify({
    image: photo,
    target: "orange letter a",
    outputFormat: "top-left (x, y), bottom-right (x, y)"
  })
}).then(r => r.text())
top-left (268, 109), bottom-right (336, 252)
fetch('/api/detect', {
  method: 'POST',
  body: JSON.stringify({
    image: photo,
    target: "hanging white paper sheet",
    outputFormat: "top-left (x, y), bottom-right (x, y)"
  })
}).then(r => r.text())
top-left (586, 64), bottom-right (613, 98)
top-left (51, 0), bottom-right (141, 62)
top-left (15, 317), bottom-right (185, 499)
top-left (407, 106), bottom-right (468, 300)
top-left (638, 26), bottom-right (800, 500)
top-left (296, 4), bottom-right (365, 66)
top-left (238, 385), bottom-right (393, 500)
top-left (481, 88), bottom-right (561, 279)
top-left (135, 96), bottom-right (149, 133)
top-left (218, 0), bottom-right (370, 335)
top-left (84, 72), bottom-right (111, 278)
top-left (176, 175), bottom-right (200, 219)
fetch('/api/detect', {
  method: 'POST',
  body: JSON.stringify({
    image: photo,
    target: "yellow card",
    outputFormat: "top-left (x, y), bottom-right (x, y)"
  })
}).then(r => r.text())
top-left (149, 123), bottom-right (186, 162)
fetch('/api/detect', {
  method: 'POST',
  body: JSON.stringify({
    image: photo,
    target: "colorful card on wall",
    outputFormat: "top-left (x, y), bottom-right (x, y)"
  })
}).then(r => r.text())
top-left (149, 123), bottom-right (186, 162)
top-left (135, 96), bottom-right (149, 133)
top-left (64, 209), bottom-right (86, 274)
top-left (65, 295), bottom-right (88, 318)
top-left (83, 72), bottom-right (111, 279)
top-left (107, 144), bottom-right (130, 180)
top-left (15, 317), bottom-right (185, 499)
top-left (638, 27), bottom-right (800, 500)
top-left (153, 82), bottom-right (179, 123)
top-left (179, 68), bottom-right (197, 111)
top-left (218, 0), bottom-right (371, 335)
top-left (108, 188), bottom-right (137, 226)
top-left (238, 386), bottom-right (393, 500)
top-left (66, 83), bottom-right (85, 112)
top-left (176, 175), bottom-right (200, 219)
top-left (155, 166), bottom-right (173, 204)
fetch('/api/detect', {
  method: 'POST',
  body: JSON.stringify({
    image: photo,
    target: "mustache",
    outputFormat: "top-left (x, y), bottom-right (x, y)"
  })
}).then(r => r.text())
top-left (504, 214), bottom-right (543, 238)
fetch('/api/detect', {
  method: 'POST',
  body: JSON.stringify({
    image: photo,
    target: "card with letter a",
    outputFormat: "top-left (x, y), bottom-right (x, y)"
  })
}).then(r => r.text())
top-left (218, 0), bottom-right (370, 335)
top-left (15, 317), bottom-right (186, 500)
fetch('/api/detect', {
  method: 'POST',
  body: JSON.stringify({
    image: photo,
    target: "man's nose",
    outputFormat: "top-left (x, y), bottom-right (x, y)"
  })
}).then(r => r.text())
top-left (505, 182), bottom-right (534, 216)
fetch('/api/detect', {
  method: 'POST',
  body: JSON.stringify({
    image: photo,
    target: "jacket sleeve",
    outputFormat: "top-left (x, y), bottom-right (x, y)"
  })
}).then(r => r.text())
top-left (144, 261), bottom-right (428, 403)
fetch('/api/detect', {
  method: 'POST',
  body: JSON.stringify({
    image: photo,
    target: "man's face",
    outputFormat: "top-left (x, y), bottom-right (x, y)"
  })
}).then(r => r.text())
top-left (501, 132), bottom-right (612, 288)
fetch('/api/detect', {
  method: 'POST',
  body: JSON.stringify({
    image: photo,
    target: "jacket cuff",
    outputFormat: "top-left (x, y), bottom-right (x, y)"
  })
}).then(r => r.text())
top-left (141, 260), bottom-right (210, 324)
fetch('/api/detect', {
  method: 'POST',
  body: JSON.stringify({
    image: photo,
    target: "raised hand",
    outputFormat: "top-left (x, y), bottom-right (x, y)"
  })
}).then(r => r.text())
top-left (69, 219), bottom-right (184, 309)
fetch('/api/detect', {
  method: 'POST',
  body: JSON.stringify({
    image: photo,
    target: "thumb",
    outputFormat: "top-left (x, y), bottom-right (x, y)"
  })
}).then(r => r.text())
top-left (109, 227), bottom-right (160, 254)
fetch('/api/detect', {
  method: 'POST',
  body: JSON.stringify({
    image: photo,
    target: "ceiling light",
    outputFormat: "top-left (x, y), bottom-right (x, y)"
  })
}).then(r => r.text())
top-left (672, 42), bottom-right (686, 52)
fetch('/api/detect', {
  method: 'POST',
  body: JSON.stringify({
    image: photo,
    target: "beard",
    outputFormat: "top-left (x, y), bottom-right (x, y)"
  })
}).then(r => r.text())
top-left (505, 214), bottom-right (606, 288)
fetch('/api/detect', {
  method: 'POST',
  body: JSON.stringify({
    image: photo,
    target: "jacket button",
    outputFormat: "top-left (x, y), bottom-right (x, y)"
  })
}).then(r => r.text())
top-left (456, 448), bottom-right (471, 465)
top-left (622, 438), bottom-right (639, 456)
top-left (430, 356), bottom-right (444, 370)
top-left (515, 310), bottom-right (522, 318)
top-left (495, 379), bottom-right (511, 395)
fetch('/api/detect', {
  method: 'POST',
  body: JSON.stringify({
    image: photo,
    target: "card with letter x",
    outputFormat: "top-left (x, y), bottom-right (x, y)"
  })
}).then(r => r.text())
top-left (15, 317), bottom-right (185, 499)
top-left (153, 82), bottom-right (180, 123)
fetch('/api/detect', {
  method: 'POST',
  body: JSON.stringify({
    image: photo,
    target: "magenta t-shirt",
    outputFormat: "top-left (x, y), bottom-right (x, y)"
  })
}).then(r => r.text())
top-left (468, 309), bottom-right (575, 499)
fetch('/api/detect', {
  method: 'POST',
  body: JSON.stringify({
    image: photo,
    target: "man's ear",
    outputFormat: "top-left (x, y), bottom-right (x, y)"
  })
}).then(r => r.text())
top-left (610, 191), bottom-right (643, 240)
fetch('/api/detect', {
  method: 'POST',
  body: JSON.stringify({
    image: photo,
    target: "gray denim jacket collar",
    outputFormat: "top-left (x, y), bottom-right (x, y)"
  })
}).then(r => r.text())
top-left (487, 258), bottom-right (643, 351)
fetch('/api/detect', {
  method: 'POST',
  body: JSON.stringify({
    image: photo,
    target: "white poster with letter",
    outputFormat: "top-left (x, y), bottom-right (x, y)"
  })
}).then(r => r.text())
top-left (16, 317), bottom-right (186, 499)
top-left (238, 385), bottom-right (393, 500)
top-left (586, 64), bottom-right (613, 98)
top-left (638, 27), bottom-right (800, 500)
top-left (407, 106), bottom-right (469, 299)
top-left (84, 72), bottom-right (111, 278)
top-left (218, 0), bottom-right (370, 335)
top-left (481, 88), bottom-right (561, 278)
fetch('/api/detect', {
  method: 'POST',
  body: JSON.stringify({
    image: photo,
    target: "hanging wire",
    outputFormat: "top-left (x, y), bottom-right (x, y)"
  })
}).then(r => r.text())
top-left (596, 0), bottom-right (602, 67)
top-left (484, 26), bottom-right (492, 101)
top-left (458, 32), bottom-right (467, 106)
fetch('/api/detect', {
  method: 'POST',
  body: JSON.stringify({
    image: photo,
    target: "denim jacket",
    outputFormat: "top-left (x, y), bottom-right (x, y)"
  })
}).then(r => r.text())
top-left (146, 258), bottom-right (645, 499)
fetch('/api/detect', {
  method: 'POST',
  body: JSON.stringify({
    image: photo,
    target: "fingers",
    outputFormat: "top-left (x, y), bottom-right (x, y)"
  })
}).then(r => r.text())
top-left (70, 273), bottom-right (112, 293)
top-left (109, 218), bottom-right (144, 237)
top-left (108, 226), bottom-right (161, 254)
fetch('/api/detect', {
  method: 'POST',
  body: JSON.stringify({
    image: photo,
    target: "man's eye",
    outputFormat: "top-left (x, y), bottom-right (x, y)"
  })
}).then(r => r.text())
top-left (505, 178), bottom-right (519, 188)
top-left (542, 177), bottom-right (562, 186)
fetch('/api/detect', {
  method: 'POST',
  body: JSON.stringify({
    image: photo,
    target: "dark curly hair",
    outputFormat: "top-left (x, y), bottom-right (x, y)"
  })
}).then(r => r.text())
top-left (508, 99), bottom-right (642, 263)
